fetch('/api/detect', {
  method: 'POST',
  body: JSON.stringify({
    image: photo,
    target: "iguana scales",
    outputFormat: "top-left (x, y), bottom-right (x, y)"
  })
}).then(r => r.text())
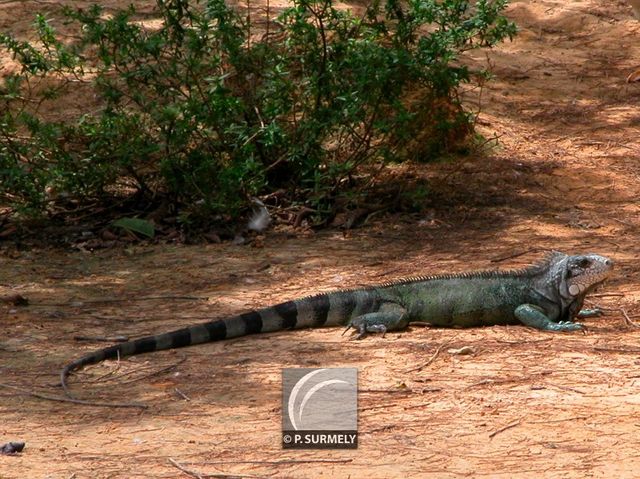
top-left (61, 251), bottom-right (613, 398)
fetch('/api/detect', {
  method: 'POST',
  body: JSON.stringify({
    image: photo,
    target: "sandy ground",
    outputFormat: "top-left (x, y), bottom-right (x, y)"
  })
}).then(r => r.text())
top-left (3, 0), bottom-right (640, 477)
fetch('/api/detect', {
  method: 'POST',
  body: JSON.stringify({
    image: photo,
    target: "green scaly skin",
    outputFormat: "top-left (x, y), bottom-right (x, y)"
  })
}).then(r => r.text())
top-left (61, 251), bottom-right (613, 399)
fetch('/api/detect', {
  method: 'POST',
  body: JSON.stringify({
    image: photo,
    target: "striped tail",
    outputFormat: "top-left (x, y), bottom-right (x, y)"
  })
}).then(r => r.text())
top-left (60, 288), bottom-right (381, 398)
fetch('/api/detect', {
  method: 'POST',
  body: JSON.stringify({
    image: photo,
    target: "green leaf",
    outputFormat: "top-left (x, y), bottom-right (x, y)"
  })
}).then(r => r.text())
top-left (112, 217), bottom-right (155, 238)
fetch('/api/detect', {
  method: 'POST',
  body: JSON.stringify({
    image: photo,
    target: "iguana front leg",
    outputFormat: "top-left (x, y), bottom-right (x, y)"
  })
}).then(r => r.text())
top-left (515, 304), bottom-right (583, 332)
top-left (344, 303), bottom-right (408, 340)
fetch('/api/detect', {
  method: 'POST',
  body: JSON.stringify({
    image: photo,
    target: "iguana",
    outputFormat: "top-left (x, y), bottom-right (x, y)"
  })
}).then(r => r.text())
top-left (61, 251), bottom-right (613, 398)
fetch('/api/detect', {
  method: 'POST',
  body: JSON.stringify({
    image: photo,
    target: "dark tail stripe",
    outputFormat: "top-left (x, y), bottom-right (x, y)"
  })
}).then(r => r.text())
top-left (133, 336), bottom-right (158, 354)
top-left (99, 345), bottom-right (119, 363)
top-left (171, 328), bottom-right (192, 348)
top-left (275, 301), bottom-right (298, 329)
top-left (311, 294), bottom-right (330, 326)
top-left (341, 294), bottom-right (357, 319)
top-left (205, 320), bottom-right (227, 341)
top-left (356, 291), bottom-right (377, 317)
top-left (241, 311), bottom-right (263, 334)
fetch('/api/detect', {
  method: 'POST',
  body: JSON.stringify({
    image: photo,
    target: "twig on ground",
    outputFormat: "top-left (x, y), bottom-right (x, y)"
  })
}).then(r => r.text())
top-left (117, 356), bottom-right (187, 385)
top-left (169, 458), bottom-right (263, 479)
top-left (74, 335), bottom-right (129, 343)
top-left (489, 418), bottom-right (522, 439)
top-left (359, 402), bottom-right (401, 412)
top-left (547, 383), bottom-right (586, 394)
top-left (621, 308), bottom-right (640, 329)
top-left (359, 388), bottom-right (412, 394)
top-left (175, 388), bottom-right (191, 401)
top-left (588, 292), bottom-right (624, 298)
top-left (612, 218), bottom-right (634, 227)
top-left (201, 459), bottom-right (353, 465)
top-left (169, 459), bottom-right (205, 479)
top-left (77, 355), bottom-right (186, 387)
top-left (0, 382), bottom-right (147, 409)
top-left (594, 345), bottom-right (640, 354)
top-left (527, 416), bottom-right (587, 424)
top-left (405, 342), bottom-right (449, 373)
top-left (467, 371), bottom-right (552, 389)
top-left (495, 338), bottom-right (553, 345)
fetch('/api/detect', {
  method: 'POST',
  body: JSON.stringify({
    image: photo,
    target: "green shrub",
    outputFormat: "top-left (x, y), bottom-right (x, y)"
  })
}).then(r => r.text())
top-left (0, 0), bottom-right (515, 226)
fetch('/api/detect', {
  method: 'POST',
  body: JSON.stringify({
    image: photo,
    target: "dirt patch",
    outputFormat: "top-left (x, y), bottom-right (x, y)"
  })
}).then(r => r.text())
top-left (3, 0), bottom-right (640, 477)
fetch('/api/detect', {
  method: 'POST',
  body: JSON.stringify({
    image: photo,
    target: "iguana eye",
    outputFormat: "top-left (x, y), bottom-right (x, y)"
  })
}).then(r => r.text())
top-left (578, 258), bottom-right (590, 268)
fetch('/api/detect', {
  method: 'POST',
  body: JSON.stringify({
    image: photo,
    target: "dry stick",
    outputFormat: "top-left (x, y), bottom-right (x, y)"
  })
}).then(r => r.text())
top-left (620, 308), bottom-right (640, 329)
top-left (467, 371), bottom-right (551, 389)
top-left (612, 217), bottom-right (634, 227)
top-left (593, 346), bottom-right (640, 354)
top-left (200, 459), bottom-right (353, 465)
top-left (169, 459), bottom-right (205, 479)
top-left (495, 338), bottom-right (553, 345)
top-left (589, 292), bottom-right (625, 298)
top-left (61, 355), bottom-right (185, 408)
top-left (74, 357), bottom-right (124, 386)
top-left (359, 388), bottom-right (413, 394)
top-left (547, 383), bottom-right (586, 395)
top-left (0, 382), bottom-right (147, 409)
top-left (405, 342), bottom-right (449, 373)
top-left (169, 458), bottom-right (262, 479)
top-left (55, 355), bottom-right (185, 408)
top-left (73, 335), bottom-right (129, 343)
top-left (489, 418), bottom-right (522, 439)
top-left (527, 416), bottom-right (587, 424)
top-left (115, 356), bottom-right (187, 385)
top-left (359, 402), bottom-right (402, 412)
top-left (175, 388), bottom-right (191, 401)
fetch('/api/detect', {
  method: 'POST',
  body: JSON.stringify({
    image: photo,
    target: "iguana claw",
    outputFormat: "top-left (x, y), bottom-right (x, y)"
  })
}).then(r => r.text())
top-left (554, 321), bottom-right (584, 331)
top-left (342, 321), bottom-right (365, 340)
top-left (345, 321), bottom-right (367, 340)
top-left (344, 319), bottom-right (388, 340)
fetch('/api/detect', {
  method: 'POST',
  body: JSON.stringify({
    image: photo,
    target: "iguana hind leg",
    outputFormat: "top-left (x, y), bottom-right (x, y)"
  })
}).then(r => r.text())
top-left (515, 304), bottom-right (583, 332)
top-left (344, 303), bottom-right (408, 340)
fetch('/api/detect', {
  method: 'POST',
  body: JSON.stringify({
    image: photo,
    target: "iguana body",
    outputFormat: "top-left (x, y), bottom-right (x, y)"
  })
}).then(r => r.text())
top-left (61, 252), bottom-right (613, 397)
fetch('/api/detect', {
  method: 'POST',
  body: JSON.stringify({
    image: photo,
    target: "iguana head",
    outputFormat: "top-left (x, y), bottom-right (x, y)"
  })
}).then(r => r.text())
top-left (557, 253), bottom-right (614, 299)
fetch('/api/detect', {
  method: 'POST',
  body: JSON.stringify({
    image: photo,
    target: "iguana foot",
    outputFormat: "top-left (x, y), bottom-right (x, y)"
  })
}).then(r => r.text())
top-left (345, 319), bottom-right (387, 340)
top-left (515, 304), bottom-right (584, 332)
top-left (577, 308), bottom-right (603, 318)
top-left (549, 321), bottom-right (584, 332)
top-left (343, 303), bottom-right (407, 340)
